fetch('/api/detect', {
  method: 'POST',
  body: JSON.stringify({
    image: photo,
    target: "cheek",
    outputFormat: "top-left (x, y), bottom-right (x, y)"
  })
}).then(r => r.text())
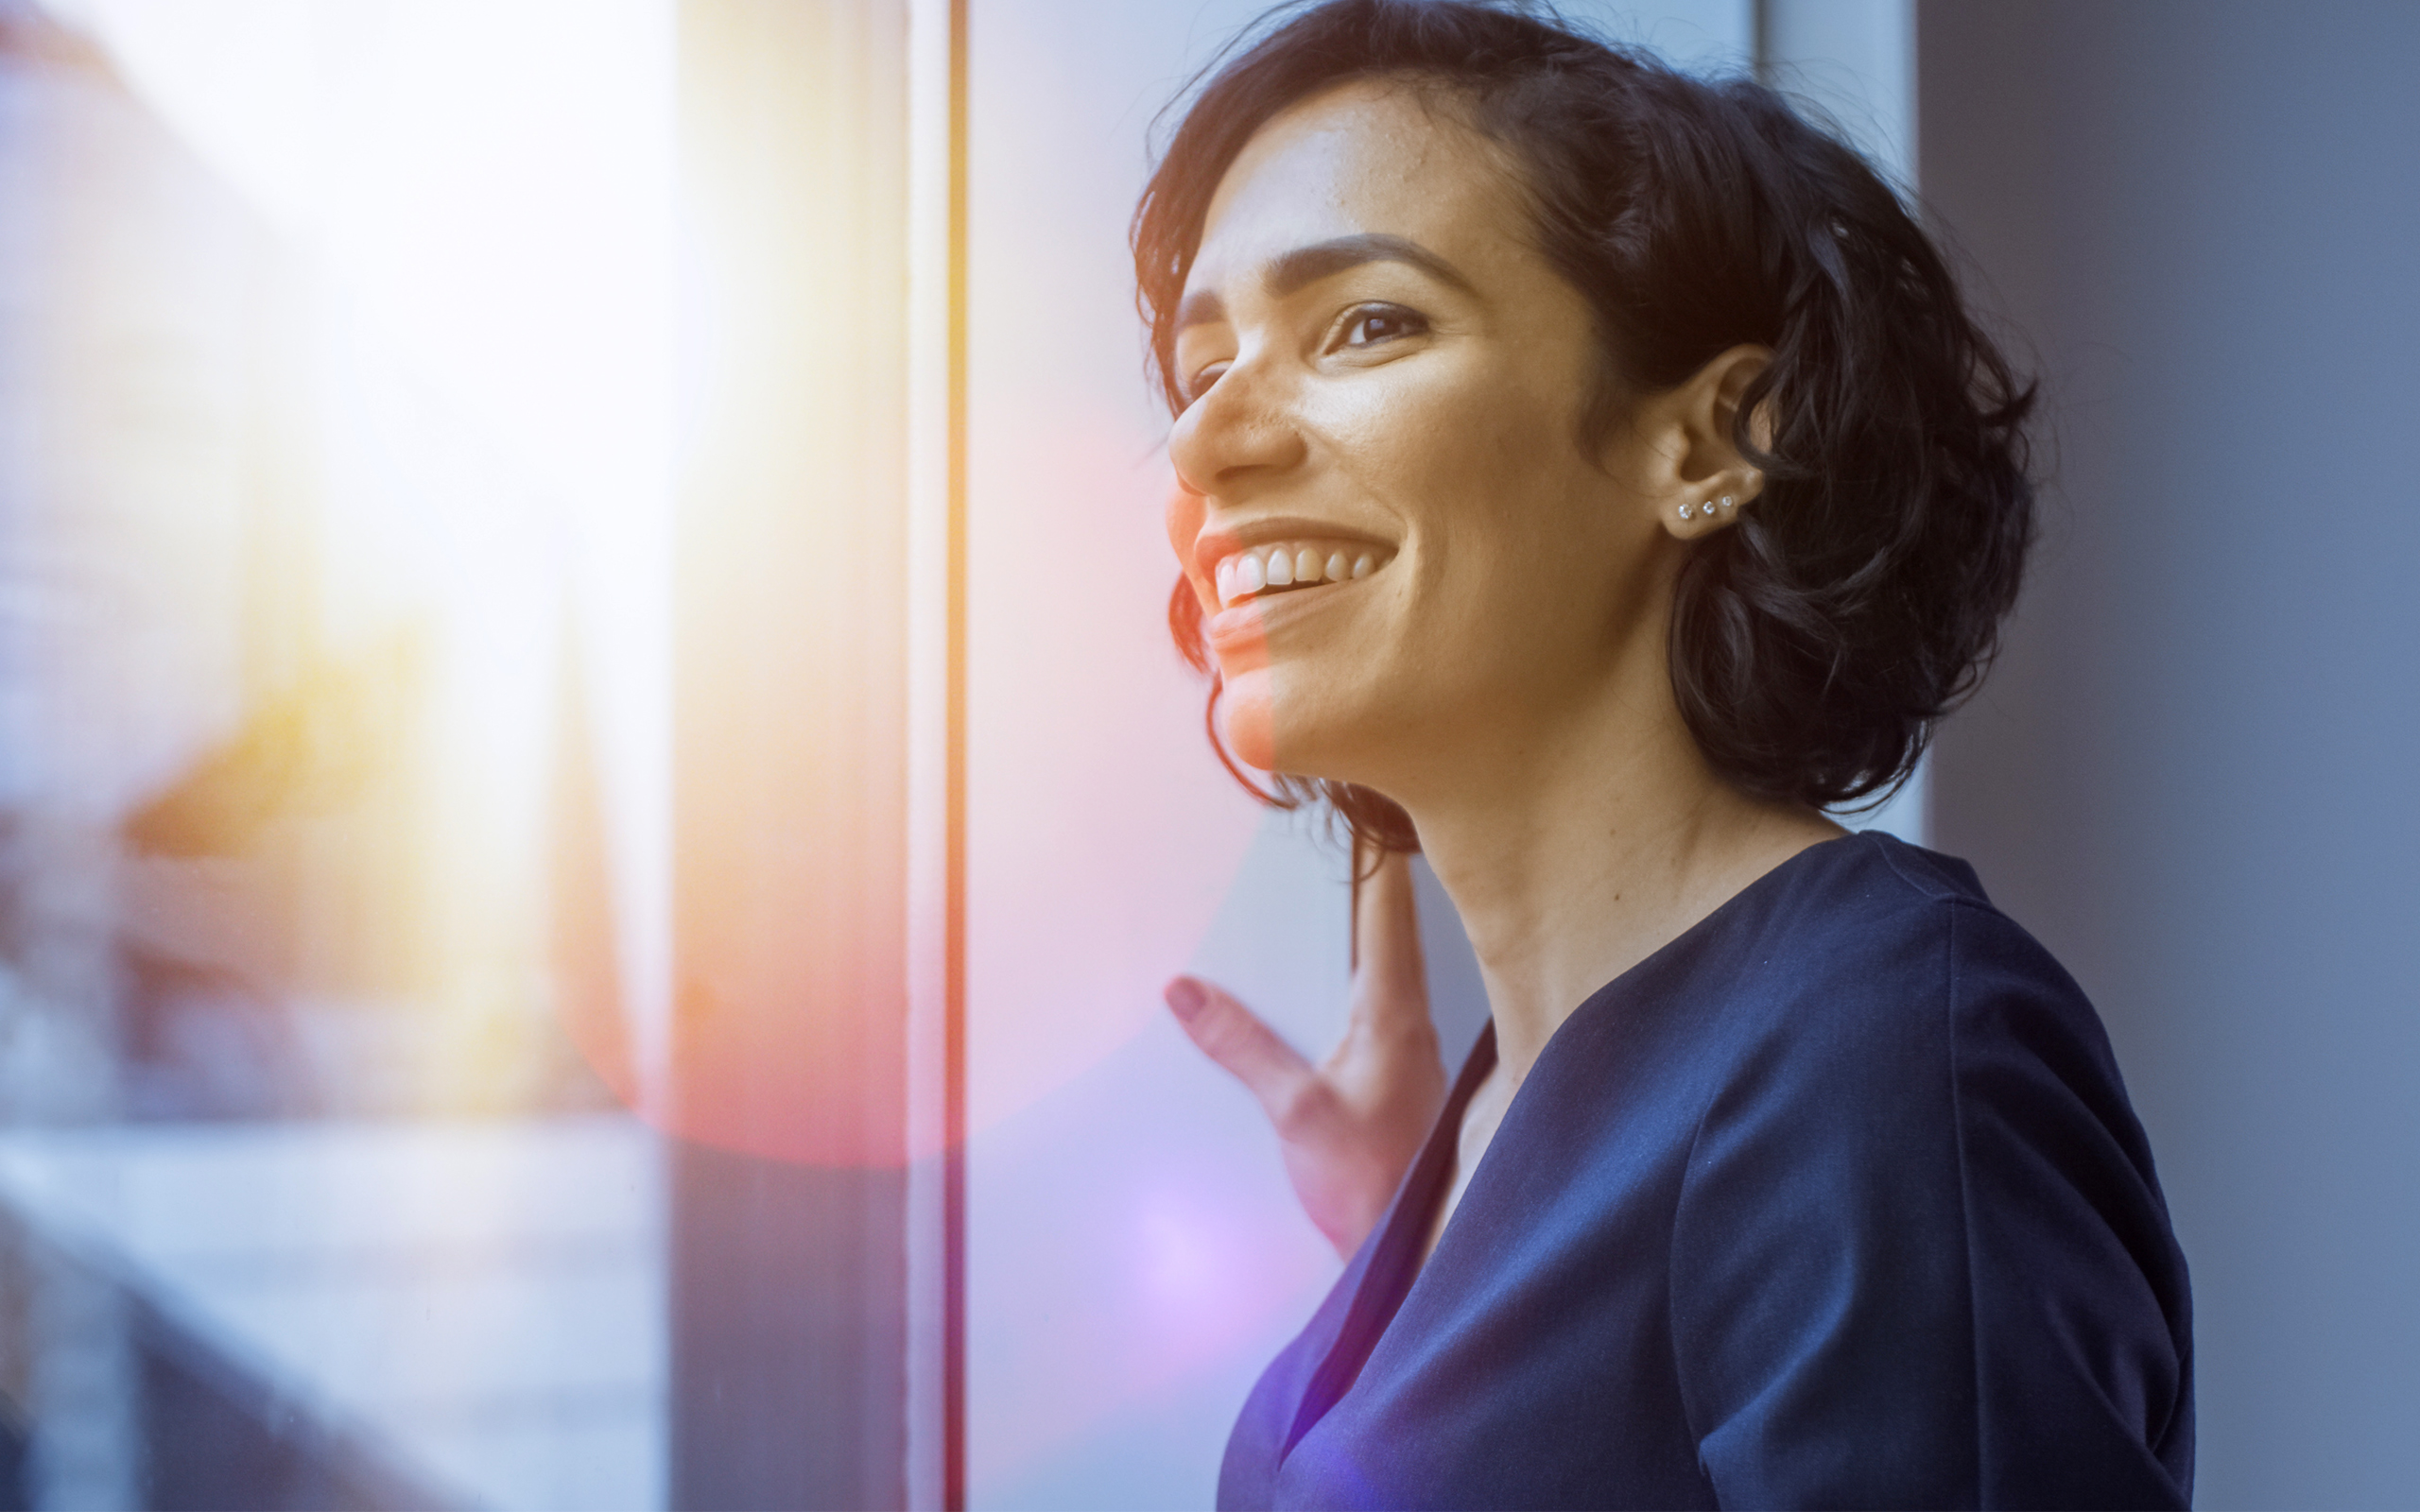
top-left (1206, 604), bottom-right (1275, 769)
top-left (1164, 480), bottom-right (1218, 611)
top-left (1317, 356), bottom-right (1564, 526)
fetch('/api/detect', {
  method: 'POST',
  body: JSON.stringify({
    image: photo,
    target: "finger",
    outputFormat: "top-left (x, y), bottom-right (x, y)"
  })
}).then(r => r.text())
top-left (1165, 974), bottom-right (1316, 1117)
top-left (1349, 848), bottom-right (1428, 1028)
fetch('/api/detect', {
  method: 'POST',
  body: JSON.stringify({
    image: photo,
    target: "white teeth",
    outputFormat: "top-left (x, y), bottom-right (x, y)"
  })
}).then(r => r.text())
top-left (1214, 541), bottom-right (1389, 602)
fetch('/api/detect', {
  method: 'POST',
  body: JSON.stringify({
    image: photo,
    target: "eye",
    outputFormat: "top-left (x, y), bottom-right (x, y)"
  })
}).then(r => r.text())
top-left (1339, 303), bottom-right (1426, 349)
top-left (1184, 360), bottom-right (1231, 404)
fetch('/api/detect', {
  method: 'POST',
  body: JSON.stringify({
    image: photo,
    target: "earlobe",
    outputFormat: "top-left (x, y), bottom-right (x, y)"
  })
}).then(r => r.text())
top-left (1664, 490), bottom-right (1737, 538)
top-left (1660, 467), bottom-right (1767, 540)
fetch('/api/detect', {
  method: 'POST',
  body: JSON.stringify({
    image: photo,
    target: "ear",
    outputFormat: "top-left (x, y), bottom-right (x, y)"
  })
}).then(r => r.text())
top-left (1634, 344), bottom-right (1772, 541)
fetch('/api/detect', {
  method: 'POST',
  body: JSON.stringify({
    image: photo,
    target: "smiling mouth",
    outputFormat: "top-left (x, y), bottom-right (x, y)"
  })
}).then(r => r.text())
top-left (1213, 540), bottom-right (1393, 608)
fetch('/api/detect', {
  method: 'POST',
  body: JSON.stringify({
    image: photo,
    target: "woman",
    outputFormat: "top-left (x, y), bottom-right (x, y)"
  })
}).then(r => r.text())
top-left (1147, 3), bottom-right (2193, 1507)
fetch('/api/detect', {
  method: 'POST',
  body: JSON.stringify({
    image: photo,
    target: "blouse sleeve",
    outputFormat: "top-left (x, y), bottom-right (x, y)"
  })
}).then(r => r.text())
top-left (1668, 897), bottom-right (2193, 1510)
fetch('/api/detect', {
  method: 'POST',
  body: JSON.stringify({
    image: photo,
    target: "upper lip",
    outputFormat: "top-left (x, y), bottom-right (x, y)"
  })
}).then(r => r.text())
top-left (1191, 514), bottom-right (1395, 581)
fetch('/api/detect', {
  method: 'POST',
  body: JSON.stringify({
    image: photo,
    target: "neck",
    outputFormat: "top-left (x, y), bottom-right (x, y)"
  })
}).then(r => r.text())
top-left (1395, 684), bottom-right (1842, 1086)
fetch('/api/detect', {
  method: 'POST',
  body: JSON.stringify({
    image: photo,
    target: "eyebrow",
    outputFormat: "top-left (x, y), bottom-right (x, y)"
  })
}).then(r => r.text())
top-left (1174, 233), bottom-right (1474, 332)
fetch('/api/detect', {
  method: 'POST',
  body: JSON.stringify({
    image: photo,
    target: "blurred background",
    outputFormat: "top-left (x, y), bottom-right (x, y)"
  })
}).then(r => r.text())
top-left (0, 0), bottom-right (2410, 1509)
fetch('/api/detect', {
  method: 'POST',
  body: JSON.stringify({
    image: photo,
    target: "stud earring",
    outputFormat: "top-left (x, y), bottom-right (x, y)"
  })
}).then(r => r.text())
top-left (1720, 495), bottom-right (1735, 510)
top-left (1677, 503), bottom-right (1693, 520)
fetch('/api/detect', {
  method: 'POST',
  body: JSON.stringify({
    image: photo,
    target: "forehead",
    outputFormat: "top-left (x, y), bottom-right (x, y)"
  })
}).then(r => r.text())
top-left (1186, 79), bottom-right (1527, 292)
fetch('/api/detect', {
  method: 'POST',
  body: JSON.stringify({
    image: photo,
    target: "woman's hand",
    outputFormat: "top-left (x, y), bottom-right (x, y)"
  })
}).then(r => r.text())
top-left (1164, 849), bottom-right (1446, 1257)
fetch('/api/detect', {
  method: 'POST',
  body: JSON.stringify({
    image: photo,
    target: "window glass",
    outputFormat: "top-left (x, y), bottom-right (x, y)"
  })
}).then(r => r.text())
top-left (0, 4), bottom-right (680, 1505)
top-left (959, 7), bottom-right (1796, 1508)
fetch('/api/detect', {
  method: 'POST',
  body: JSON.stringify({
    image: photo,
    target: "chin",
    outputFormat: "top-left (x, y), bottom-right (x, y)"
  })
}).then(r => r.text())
top-left (1221, 660), bottom-right (1373, 778)
top-left (1223, 662), bottom-right (1406, 783)
top-left (1261, 716), bottom-right (1398, 793)
top-left (1219, 671), bottom-right (1279, 771)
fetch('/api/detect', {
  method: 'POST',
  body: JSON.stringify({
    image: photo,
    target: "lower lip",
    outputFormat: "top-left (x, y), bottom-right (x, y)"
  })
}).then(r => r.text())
top-left (1205, 577), bottom-right (1365, 646)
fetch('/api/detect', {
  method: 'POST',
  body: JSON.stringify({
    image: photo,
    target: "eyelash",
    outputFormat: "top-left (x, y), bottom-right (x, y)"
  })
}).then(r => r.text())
top-left (1335, 302), bottom-right (1427, 350)
top-left (1182, 302), bottom-right (1430, 404)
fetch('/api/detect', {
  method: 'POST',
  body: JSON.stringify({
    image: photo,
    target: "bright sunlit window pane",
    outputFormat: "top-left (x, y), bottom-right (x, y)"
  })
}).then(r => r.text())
top-left (0, 3), bottom-right (679, 1505)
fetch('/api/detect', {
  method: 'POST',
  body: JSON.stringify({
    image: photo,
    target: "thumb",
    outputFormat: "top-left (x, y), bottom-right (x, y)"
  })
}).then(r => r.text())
top-left (1349, 849), bottom-right (1428, 1030)
top-left (1166, 975), bottom-right (1315, 1119)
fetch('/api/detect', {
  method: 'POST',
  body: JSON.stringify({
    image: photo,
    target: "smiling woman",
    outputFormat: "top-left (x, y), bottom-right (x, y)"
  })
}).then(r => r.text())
top-left (1142, 3), bottom-right (2192, 1509)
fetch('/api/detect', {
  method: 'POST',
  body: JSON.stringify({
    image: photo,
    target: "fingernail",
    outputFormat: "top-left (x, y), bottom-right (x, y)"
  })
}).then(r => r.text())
top-left (1164, 977), bottom-right (1205, 1020)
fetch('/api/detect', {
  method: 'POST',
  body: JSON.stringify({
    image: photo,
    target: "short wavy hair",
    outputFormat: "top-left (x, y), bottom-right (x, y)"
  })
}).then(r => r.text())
top-left (1141, 0), bottom-right (2035, 854)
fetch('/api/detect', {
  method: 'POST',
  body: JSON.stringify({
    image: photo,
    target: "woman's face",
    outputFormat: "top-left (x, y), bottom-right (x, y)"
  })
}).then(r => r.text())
top-left (1167, 80), bottom-right (1687, 796)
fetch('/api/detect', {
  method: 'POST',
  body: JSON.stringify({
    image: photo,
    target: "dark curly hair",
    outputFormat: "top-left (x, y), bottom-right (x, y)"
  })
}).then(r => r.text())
top-left (1141, 0), bottom-right (2034, 856)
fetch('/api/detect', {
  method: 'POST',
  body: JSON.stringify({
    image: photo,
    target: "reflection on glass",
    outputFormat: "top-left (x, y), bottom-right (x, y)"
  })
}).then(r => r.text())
top-left (0, 2), bottom-right (676, 1505)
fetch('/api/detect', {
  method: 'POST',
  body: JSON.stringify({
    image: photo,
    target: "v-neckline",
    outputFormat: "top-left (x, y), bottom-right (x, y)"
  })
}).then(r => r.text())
top-left (1280, 1019), bottom-right (1499, 1462)
top-left (1270, 833), bottom-right (1874, 1464)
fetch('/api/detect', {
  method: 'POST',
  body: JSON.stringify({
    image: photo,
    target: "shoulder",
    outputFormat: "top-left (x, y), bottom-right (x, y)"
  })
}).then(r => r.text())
top-left (1706, 830), bottom-right (2114, 1087)
top-left (1668, 831), bottom-right (2193, 1508)
top-left (1684, 830), bottom-right (2161, 1228)
top-left (1674, 834), bottom-right (1994, 1218)
top-left (1697, 829), bottom-right (2177, 1263)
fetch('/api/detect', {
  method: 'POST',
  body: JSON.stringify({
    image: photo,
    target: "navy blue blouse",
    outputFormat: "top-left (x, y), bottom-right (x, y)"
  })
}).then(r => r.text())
top-left (1219, 833), bottom-right (2192, 1510)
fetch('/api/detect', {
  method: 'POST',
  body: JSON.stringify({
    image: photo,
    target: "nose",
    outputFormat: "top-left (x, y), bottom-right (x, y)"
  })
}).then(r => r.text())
top-left (1167, 354), bottom-right (1307, 500)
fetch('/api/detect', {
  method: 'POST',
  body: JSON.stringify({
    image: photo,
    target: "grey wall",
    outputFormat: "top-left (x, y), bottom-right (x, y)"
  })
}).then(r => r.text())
top-left (1918, 4), bottom-right (2420, 1504)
